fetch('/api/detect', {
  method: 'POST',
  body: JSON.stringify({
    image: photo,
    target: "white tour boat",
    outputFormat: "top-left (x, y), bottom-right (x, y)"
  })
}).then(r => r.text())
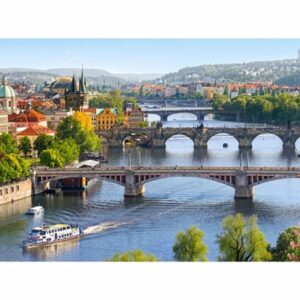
top-left (23, 224), bottom-right (84, 249)
top-left (25, 206), bottom-right (44, 215)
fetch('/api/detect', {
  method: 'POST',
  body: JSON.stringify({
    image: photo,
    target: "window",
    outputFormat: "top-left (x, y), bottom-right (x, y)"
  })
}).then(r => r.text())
top-left (0, 190), bottom-right (2, 196)
top-left (16, 185), bottom-right (19, 191)
top-left (11, 187), bottom-right (14, 193)
top-left (5, 188), bottom-right (8, 194)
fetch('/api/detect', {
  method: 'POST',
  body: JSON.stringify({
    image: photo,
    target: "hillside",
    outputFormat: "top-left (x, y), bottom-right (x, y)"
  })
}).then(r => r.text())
top-left (158, 59), bottom-right (300, 84)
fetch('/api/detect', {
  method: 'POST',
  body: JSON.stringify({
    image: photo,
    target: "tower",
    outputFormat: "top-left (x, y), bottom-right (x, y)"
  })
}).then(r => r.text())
top-left (64, 67), bottom-right (88, 110)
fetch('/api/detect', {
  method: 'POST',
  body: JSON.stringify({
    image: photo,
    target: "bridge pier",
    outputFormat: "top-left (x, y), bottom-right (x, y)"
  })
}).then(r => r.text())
top-left (194, 137), bottom-right (208, 149)
top-left (238, 137), bottom-right (252, 150)
top-left (234, 170), bottom-right (254, 199)
top-left (124, 172), bottom-right (145, 197)
top-left (152, 138), bottom-right (166, 148)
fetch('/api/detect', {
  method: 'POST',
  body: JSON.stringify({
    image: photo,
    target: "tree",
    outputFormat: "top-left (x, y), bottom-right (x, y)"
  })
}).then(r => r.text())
top-left (272, 227), bottom-right (300, 261)
top-left (0, 154), bottom-right (29, 184)
top-left (18, 136), bottom-right (32, 158)
top-left (216, 213), bottom-right (272, 261)
top-left (53, 138), bottom-right (80, 165)
top-left (56, 117), bottom-right (82, 140)
top-left (39, 149), bottom-right (65, 168)
top-left (0, 133), bottom-right (19, 155)
top-left (108, 250), bottom-right (158, 262)
top-left (34, 134), bottom-right (55, 156)
top-left (74, 111), bottom-right (93, 131)
top-left (173, 226), bottom-right (208, 261)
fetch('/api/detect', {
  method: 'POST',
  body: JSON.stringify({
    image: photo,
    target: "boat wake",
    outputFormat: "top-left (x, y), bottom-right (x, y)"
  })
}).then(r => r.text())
top-left (83, 221), bottom-right (129, 235)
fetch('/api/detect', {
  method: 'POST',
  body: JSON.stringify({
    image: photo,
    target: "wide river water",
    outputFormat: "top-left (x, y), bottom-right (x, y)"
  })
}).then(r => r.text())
top-left (1, 113), bottom-right (300, 261)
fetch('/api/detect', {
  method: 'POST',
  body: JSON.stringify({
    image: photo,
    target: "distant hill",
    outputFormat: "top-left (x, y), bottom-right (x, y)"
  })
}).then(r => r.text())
top-left (275, 72), bottom-right (300, 86)
top-left (158, 59), bottom-right (300, 84)
top-left (0, 68), bottom-right (163, 84)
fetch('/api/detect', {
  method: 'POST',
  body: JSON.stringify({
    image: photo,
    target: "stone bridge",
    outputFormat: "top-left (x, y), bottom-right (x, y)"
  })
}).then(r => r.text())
top-left (31, 165), bottom-right (300, 199)
top-left (98, 126), bottom-right (300, 150)
top-left (141, 107), bottom-right (213, 121)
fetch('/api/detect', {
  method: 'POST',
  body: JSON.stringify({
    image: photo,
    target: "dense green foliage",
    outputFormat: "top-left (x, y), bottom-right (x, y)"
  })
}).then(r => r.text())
top-left (271, 227), bottom-right (300, 261)
top-left (0, 133), bottom-right (19, 155)
top-left (0, 133), bottom-right (30, 184)
top-left (34, 134), bottom-right (55, 156)
top-left (52, 138), bottom-right (80, 165)
top-left (213, 94), bottom-right (300, 125)
top-left (108, 250), bottom-right (158, 262)
top-left (56, 116), bottom-right (101, 154)
top-left (173, 226), bottom-right (208, 261)
top-left (0, 153), bottom-right (30, 184)
top-left (39, 149), bottom-right (65, 168)
top-left (216, 213), bottom-right (272, 261)
top-left (18, 137), bottom-right (32, 158)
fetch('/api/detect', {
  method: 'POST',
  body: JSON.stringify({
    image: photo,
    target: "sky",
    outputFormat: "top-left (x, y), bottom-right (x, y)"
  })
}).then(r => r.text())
top-left (1, 39), bottom-right (300, 74)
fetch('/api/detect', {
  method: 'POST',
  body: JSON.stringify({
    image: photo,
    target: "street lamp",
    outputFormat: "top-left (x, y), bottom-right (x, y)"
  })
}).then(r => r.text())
top-left (128, 150), bottom-right (132, 170)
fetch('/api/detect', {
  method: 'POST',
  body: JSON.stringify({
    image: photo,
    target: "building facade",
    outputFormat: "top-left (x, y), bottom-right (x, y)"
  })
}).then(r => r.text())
top-left (0, 110), bottom-right (8, 134)
top-left (0, 77), bottom-right (17, 111)
top-left (96, 108), bottom-right (118, 131)
top-left (123, 108), bottom-right (145, 128)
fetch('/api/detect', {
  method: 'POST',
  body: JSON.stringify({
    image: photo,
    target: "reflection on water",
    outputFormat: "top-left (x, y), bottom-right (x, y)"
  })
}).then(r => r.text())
top-left (0, 197), bottom-right (32, 219)
top-left (1, 115), bottom-right (300, 261)
top-left (23, 239), bottom-right (80, 260)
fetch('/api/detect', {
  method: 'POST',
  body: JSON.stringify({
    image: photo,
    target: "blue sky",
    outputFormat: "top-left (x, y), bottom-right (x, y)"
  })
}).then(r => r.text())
top-left (0, 39), bottom-right (300, 74)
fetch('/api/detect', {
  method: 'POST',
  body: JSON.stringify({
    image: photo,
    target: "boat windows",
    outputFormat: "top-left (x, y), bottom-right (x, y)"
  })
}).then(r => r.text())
top-left (40, 231), bottom-right (46, 235)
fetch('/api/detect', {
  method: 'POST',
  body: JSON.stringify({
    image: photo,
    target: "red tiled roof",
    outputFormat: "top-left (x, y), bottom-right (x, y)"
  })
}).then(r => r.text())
top-left (17, 125), bottom-right (55, 136)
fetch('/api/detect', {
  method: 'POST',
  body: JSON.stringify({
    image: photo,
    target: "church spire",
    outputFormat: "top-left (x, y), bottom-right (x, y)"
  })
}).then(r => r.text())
top-left (79, 65), bottom-right (86, 93)
top-left (70, 74), bottom-right (78, 93)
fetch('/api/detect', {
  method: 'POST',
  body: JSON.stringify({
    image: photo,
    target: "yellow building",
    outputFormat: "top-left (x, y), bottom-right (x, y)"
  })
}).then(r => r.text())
top-left (123, 108), bottom-right (145, 128)
top-left (96, 108), bottom-right (118, 130)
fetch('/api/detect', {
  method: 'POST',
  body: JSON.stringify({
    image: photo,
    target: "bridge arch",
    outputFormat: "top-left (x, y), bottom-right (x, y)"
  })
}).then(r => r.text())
top-left (251, 132), bottom-right (284, 146)
top-left (37, 174), bottom-right (126, 188)
top-left (166, 112), bottom-right (199, 121)
top-left (207, 132), bottom-right (239, 148)
top-left (137, 173), bottom-right (235, 188)
top-left (164, 132), bottom-right (195, 146)
top-left (250, 175), bottom-right (300, 188)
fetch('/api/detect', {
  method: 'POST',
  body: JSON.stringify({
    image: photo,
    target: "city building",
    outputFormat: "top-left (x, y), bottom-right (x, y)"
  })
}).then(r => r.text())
top-left (96, 108), bottom-right (118, 130)
top-left (64, 68), bottom-right (88, 110)
top-left (44, 109), bottom-right (74, 130)
top-left (83, 108), bottom-right (103, 129)
top-left (0, 110), bottom-right (8, 134)
top-left (8, 106), bottom-right (48, 133)
top-left (49, 77), bottom-right (72, 95)
top-left (164, 86), bottom-right (177, 98)
top-left (0, 77), bottom-right (17, 111)
top-left (123, 108), bottom-right (145, 128)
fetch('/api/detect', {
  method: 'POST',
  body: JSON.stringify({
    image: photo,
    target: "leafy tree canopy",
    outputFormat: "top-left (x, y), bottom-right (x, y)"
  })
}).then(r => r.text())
top-left (173, 226), bottom-right (208, 261)
top-left (108, 250), bottom-right (158, 262)
top-left (216, 213), bottom-right (272, 261)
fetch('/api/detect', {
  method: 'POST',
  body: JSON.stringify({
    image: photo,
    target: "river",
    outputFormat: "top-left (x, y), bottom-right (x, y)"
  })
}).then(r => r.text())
top-left (1, 113), bottom-right (300, 261)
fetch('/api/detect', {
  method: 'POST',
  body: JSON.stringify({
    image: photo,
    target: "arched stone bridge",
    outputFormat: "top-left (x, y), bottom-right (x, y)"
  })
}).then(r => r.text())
top-left (31, 165), bottom-right (300, 199)
top-left (98, 126), bottom-right (300, 150)
top-left (141, 107), bottom-right (213, 121)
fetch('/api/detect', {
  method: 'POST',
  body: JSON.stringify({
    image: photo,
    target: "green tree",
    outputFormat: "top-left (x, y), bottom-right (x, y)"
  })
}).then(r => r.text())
top-left (53, 138), bottom-right (80, 165)
top-left (271, 227), bottom-right (300, 261)
top-left (216, 213), bottom-right (272, 261)
top-left (56, 117), bottom-right (82, 140)
top-left (34, 134), bottom-right (55, 156)
top-left (39, 149), bottom-right (65, 168)
top-left (108, 250), bottom-right (158, 262)
top-left (18, 137), bottom-right (32, 158)
top-left (173, 226), bottom-right (208, 261)
top-left (0, 133), bottom-right (19, 155)
top-left (0, 154), bottom-right (29, 184)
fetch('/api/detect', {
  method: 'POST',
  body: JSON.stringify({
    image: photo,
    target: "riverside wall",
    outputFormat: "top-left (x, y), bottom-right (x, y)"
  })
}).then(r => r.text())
top-left (0, 179), bottom-right (32, 205)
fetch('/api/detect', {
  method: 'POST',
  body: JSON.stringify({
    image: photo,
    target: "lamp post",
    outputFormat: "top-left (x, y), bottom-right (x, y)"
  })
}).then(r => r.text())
top-left (128, 150), bottom-right (132, 170)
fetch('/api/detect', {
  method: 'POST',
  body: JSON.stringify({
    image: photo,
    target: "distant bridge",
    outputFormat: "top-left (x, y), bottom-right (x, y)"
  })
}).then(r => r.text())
top-left (141, 107), bottom-right (213, 121)
top-left (32, 165), bottom-right (300, 199)
top-left (98, 126), bottom-right (300, 150)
